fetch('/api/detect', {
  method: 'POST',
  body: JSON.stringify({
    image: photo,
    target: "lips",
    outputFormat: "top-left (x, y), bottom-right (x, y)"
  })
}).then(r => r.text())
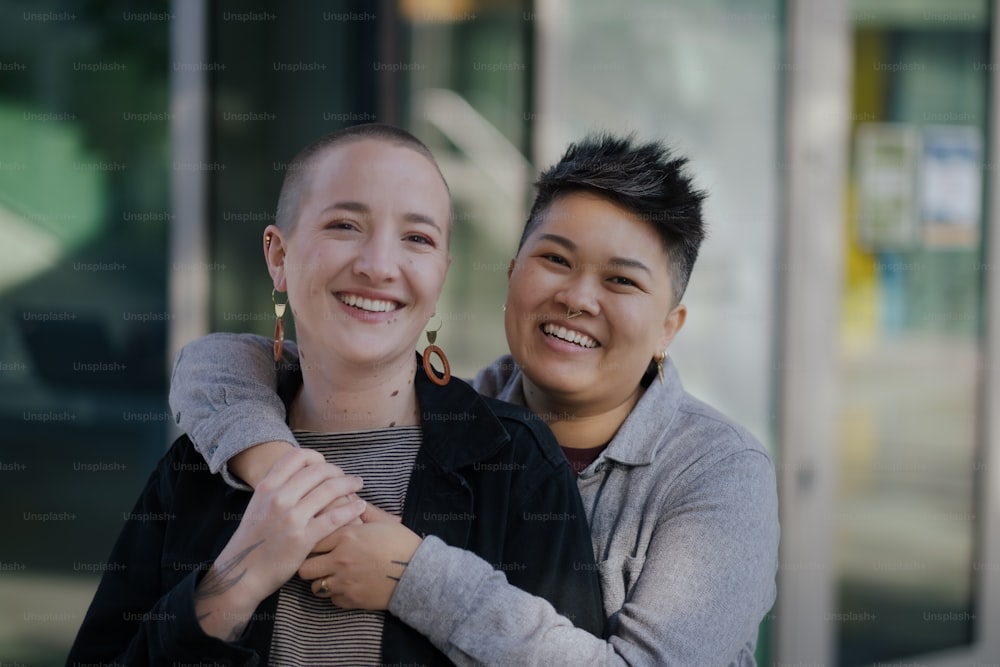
top-left (541, 322), bottom-right (599, 348)
top-left (336, 292), bottom-right (402, 313)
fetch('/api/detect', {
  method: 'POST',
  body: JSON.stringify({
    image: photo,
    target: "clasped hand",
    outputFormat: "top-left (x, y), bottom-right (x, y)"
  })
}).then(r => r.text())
top-left (195, 448), bottom-right (367, 640)
top-left (301, 500), bottom-right (423, 610)
top-left (199, 446), bottom-right (424, 639)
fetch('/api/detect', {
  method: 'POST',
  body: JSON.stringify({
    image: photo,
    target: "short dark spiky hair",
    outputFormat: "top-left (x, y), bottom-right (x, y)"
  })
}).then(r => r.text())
top-left (275, 123), bottom-right (451, 234)
top-left (518, 133), bottom-right (707, 304)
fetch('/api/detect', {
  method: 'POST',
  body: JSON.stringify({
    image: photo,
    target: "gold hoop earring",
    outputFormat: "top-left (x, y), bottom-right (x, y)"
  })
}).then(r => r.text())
top-left (421, 315), bottom-right (451, 386)
top-left (272, 288), bottom-right (288, 362)
top-left (654, 351), bottom-right (666, 384)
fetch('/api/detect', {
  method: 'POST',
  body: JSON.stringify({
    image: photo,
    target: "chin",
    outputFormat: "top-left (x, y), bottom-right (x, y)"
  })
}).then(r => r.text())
top-left (534, 369), bottom-right (591, 397)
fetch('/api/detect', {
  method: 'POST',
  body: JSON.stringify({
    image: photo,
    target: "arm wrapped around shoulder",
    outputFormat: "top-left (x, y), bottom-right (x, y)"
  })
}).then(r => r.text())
top-left (168, 332), bottom-right (299, 488)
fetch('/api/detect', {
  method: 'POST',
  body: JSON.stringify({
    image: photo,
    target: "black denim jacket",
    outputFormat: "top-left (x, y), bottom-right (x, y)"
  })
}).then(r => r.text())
top-left (67, 362), bottom-right (604, 665)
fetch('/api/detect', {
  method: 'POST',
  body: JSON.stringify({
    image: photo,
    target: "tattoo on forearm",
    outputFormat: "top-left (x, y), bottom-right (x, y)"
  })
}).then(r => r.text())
top-left (386, 559), bottom-right (409, 582)
top-left (196, 540), bottom-right (265, 601)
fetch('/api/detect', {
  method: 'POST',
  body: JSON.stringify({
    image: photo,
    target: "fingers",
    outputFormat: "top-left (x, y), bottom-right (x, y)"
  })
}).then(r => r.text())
top-left (256, 448), bottom-right (349, 492)
top-left (361, 502), bottom-right (402, 524)
top-left (296, 474), bottom-right (364, 524)
top-left (310, 497), bottom-right (366, 544)
top-left (310, 580), bottom-right (352, 610)
top-left (314, 576), bottom-right (331, 598)
top-left (299, 548), bottom-right (339, 581)
top-left (259, 456), bottom-right (361, 520)
top-left (311, 494), bottom-right (366, 552)
top-left (255, 448), bottom-right (325, 493)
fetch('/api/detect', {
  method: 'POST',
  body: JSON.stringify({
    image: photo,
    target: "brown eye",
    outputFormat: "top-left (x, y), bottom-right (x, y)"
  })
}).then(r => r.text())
top-left (405, 234), bottom-right (434, 246)
top-left (542, 254), bottom-right (569, 266)
top-left (610, 276), bottom-right (637, 286)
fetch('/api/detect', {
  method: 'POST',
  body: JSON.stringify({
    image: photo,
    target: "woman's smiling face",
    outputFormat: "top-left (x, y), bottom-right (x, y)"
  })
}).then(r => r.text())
top-left (504, 191), bottom-right (685, 412)
top-left (265, 138), bottom-right (452, 374)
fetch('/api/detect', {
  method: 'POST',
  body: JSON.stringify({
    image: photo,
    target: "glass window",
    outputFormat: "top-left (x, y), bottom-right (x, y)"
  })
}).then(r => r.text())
top-left (208, 0), bottom-right (378, 337)
top-left (836, 1), bottom-right (989, 663)
top-left (206, 0), bottom-right (535, 380)
top-left (403, 0), bottom-right (533, 377)
top-left (0, 1), bottom-right (169, 661)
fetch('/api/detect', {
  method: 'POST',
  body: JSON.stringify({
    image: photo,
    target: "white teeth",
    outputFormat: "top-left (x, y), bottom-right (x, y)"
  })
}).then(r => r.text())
top-left (338, 294), bottom-right (398, 312)
top-left (542, 323), bottom-right (598, 348)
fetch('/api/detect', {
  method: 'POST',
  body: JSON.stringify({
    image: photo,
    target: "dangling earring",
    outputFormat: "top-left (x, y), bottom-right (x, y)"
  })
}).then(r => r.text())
top-left (422, 315), bottom-right (451, 386)
top-left (654, 351), bottom-right (666, 384)
top-left (272, 288), bottom-right (288, 362)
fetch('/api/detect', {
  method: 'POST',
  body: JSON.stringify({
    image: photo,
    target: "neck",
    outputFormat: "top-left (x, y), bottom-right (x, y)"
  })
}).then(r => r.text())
top-left (522, 380), bottom-right (643, 449)
top-left (289, 347), bottom-right (420, 432)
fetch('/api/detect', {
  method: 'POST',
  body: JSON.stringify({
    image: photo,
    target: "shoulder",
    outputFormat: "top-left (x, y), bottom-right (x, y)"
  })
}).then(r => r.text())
top-left (674, 392), bottom-right (771, 460)
top-left (470, 354), bottom-right (519, 398)
top-left (479, 396), bottom-right (568, 474)
top-left (659, 392), bottom-right (776, 497)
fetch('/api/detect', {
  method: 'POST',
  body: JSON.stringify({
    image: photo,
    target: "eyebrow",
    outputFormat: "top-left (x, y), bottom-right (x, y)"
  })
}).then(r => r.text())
top-left (320, 201), bottom-right (443, 232)
top-left (537, 233), bottom-right (652, 275)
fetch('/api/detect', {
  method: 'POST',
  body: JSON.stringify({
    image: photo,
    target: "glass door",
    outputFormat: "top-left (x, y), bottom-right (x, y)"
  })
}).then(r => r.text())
top-left (836, 3), bottom-right (987, 664)
top-left (778, 0), bottom-right (1000, 664)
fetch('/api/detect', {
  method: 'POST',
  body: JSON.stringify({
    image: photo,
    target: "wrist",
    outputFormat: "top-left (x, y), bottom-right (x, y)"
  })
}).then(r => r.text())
top-left (194, 565), bottom-right (262, 641)
top-left (234, 440), bottom-right (296, 488)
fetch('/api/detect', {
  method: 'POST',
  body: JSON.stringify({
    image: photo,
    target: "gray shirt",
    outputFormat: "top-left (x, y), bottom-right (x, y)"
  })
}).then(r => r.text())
top-left (169, 334), bottom-right (779, 666)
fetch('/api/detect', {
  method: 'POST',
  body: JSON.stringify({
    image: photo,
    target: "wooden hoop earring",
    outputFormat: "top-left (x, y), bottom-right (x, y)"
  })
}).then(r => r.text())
top-left (422, 315), bottom-right (450, 386)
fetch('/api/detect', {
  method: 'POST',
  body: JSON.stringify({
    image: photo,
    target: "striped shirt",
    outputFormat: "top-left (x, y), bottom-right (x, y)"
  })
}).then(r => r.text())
top-left (268, 426), bottom-right (422, 667)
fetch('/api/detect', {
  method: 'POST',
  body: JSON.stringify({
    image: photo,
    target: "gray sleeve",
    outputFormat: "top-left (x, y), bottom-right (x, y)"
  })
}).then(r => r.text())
top-left (388, 449), bottom-right (779, 666)
top-left (168, 332), bottom-right (299, 489)
top-left (388, 536), bottom-right (616, 666)
top-left (611, 449), bottom-right (779, 665)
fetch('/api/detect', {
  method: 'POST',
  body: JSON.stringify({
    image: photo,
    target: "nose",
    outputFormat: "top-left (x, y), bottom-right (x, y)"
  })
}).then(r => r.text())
top-left (555, 275), bottom-right (600, 316)
top-left (352, 229), bottom-right (401, 283)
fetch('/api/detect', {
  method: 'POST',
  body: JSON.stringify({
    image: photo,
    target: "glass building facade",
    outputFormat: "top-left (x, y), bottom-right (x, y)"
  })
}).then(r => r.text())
top-left (1, 1), bottom-right (998, 664)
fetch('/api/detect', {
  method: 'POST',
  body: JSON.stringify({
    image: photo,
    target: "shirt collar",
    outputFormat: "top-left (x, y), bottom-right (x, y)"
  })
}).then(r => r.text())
top-left (485, 355), bottom-right (685, 467)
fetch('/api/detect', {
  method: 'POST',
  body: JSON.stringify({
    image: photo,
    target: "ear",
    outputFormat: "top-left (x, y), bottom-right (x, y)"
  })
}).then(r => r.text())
top-left (263, 225), bottom-right (289, 291)
top-left (658, 303), bottom-right (687, 354)
top-left (507, 257), bottom-right (517, 281)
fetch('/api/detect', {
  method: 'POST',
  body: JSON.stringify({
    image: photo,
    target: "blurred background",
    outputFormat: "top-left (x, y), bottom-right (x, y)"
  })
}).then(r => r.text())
top-left (1, 0), bottom-right (998, 664)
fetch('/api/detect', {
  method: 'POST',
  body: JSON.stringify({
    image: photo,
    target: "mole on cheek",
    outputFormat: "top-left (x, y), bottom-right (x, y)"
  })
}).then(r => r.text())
top-left (391, 390), bottom-right (399, 397)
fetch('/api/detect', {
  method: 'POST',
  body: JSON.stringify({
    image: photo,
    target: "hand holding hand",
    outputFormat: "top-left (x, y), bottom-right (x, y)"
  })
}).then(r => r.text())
top-left (312, 494), bottom-right (401, 553)
top-left (299, 522), bottom-right (422, 610)
top-left (196, 448), bottom-right (365, 640)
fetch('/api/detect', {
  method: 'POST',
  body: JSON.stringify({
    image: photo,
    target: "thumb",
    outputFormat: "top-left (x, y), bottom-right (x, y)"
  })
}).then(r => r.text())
top-left (299, 545), bottom-right (339, 580)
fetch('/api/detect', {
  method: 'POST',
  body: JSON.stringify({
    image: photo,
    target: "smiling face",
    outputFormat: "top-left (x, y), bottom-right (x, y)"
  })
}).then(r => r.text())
top-left (264, 138), bottom-right (451, 375)
top-left (505, 191), bottom-right (686, 413)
